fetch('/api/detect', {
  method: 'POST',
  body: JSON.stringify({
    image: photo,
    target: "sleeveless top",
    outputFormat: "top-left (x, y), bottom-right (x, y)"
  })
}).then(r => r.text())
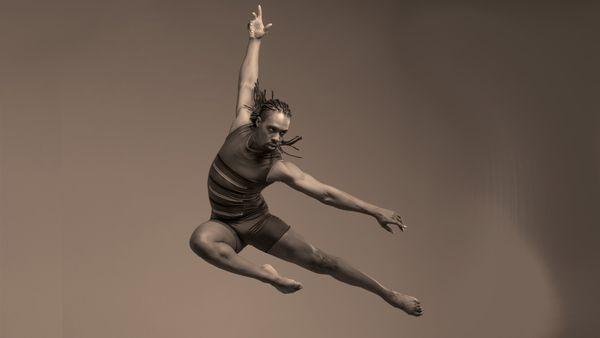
top-left (208, 123), bottom-right (283, 222)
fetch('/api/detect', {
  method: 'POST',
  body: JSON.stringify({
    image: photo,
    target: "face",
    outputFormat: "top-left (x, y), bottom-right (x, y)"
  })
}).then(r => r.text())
top-left (254, 110), bottom-right (291, 151)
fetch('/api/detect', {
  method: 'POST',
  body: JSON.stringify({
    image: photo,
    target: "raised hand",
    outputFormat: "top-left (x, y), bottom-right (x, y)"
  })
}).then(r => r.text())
top-left (247, 4), bottom-right (272, 39)
top-left (374, 208), bottom-right (407, 233)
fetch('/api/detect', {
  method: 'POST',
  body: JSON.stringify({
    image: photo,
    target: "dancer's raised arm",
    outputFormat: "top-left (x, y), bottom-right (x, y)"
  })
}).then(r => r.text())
top-left (230, 4), bottom-right (273, 133)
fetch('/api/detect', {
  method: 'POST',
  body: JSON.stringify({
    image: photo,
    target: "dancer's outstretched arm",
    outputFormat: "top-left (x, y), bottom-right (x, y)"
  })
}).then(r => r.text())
top-left (230, 4), bottom-right (273, 133)
top-left (267, 161), bottom-right (407, 233)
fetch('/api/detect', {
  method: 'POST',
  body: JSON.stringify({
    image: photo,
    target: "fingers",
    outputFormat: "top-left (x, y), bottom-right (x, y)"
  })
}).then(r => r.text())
top-left (392, 217), bottom-right (406, 232)
top-left (249, 6), bottom-right (271, 35)
top-left (380, 211), bottom-right (408, 234)
top-left (391, 220), bottom-right (404, 232)
top-left (394, 216), bottom-right (405, 228)
top-left (393, 214), bottom-right (407, 229)
top-left (382, 224), bottom-right (393, 233)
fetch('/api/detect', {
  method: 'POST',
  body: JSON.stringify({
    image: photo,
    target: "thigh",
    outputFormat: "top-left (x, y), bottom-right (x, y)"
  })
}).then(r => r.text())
top-left (232, 214), bottom-right (291, 253)
top-left (267, 226), bottom-right (321, 264)
top-left (190, 219), bottom-right (247, 253)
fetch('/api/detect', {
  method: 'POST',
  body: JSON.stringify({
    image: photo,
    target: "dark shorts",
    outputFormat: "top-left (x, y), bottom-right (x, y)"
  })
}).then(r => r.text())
top-left (210, 213), bottom-right (291, 253)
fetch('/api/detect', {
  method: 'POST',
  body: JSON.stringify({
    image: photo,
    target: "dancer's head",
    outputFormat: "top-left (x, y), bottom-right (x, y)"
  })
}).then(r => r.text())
top-left (245, 81), bottom-right (292, 152)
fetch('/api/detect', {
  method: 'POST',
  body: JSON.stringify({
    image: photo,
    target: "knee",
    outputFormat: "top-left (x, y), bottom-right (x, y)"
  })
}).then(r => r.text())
top-left (307, 248), bottom-right (339, 274)
top-left (189, 230), bottom-right (213, 258)
top-left (189, 230), bottom-right (232, 260)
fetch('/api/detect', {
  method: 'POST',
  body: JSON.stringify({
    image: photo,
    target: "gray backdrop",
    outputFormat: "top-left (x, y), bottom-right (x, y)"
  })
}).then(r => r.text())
top-left (1, 1), bottom-right (598, 338)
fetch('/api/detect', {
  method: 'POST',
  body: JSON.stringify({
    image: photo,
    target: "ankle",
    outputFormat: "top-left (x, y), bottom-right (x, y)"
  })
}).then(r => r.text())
top-left (380, 288), bottom-right (395, 299)
top-left (258, 264), bottom-right (279, 284)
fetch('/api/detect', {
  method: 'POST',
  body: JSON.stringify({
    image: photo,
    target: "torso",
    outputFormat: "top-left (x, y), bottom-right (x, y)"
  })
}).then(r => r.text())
top-left (207, 123), bottom-right (282, 221)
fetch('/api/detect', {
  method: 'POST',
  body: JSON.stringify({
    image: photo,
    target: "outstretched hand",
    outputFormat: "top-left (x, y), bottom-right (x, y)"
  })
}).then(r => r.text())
top-left (247, 4), bottom-right (273, 39)
top-left (374, 208), bottom-right (407, 233)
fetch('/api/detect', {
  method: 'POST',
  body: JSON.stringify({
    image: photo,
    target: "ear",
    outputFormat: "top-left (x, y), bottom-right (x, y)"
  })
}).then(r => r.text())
top-left (255, 116), bottom-right (262, 127)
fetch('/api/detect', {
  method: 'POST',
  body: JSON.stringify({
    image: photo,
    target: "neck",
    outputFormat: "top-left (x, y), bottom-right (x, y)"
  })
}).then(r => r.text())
top-left (247, 133), bottom-right (266, 153)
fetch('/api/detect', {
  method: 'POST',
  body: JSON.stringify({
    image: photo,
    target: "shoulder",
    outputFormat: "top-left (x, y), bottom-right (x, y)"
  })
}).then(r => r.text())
top-left (266, 160), bottom-right (304, 184)
top-left (227, 121), bottom-right (253, 138)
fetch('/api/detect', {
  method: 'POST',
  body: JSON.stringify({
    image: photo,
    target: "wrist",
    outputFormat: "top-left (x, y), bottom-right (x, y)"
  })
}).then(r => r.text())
top-left (369, 206), bottom-right (384, 218)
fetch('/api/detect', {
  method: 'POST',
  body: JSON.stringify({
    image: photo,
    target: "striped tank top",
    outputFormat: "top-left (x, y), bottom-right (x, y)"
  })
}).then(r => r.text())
top-left (208, 123), bottom-right (282, 221)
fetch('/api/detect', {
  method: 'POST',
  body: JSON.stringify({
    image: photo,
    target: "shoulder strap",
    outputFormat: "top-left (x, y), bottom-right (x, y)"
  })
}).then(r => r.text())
top-left (226, 122), bottom-right (253, 139)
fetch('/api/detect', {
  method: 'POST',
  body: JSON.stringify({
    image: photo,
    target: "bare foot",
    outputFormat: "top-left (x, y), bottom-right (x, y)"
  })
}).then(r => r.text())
top-left (384, 291), bottom-right (423, 316)
top-left (260, 264), bottom-right (303, 294)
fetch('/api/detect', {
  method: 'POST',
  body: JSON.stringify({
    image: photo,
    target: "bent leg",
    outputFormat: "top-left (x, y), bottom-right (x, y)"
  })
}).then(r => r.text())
top-left (267, 228), bottom-right (423, 315)
top-left (189, 220), bottom-right (303, 294)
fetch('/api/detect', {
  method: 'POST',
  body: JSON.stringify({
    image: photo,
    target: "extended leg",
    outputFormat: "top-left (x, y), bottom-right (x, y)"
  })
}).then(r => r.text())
top-left (268, 228), bottom-right (423, 316)
top-left (189, 220), bottom-right (302, 294)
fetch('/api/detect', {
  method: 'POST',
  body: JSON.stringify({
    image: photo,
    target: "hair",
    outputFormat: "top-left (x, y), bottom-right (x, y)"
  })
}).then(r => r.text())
top-left (243, 80), bottom-right (303, 158)
top-left (243, 80), bottom-right (292, 127)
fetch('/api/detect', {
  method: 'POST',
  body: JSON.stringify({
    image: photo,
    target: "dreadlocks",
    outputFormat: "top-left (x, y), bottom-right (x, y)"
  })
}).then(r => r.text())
top-left (243, 80), bottom-right (302, 158)
top-left (243, 79), bottom-right (292, 126)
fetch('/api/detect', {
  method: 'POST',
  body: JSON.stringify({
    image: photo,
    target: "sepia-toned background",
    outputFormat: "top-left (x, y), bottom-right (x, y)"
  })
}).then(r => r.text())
top-left (1, 1), bottom-right (598, 338)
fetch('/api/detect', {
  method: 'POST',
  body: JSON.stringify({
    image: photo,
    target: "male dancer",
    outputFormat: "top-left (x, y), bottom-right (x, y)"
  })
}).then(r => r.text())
top-left (189, 5), bottom-right (423, 316)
